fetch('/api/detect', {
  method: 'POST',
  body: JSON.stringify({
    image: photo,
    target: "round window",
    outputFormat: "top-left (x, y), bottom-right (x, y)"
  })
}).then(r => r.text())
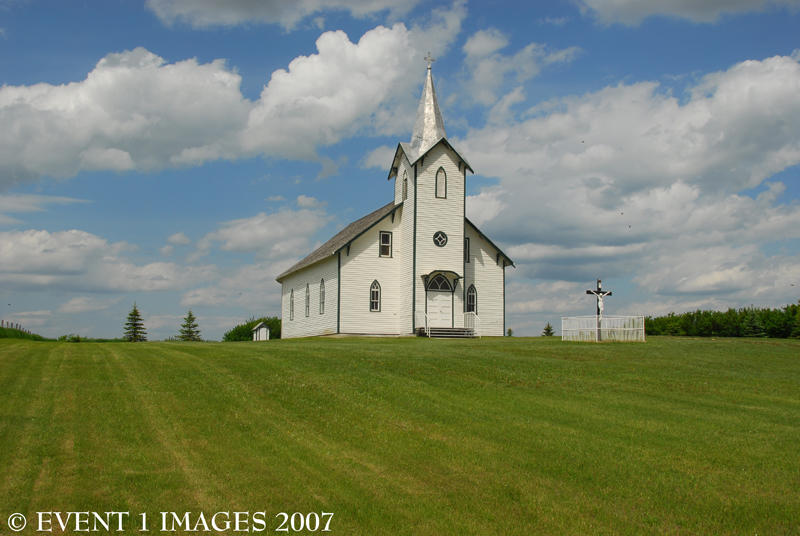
top-left (433, 231), bottom-right (448, 247)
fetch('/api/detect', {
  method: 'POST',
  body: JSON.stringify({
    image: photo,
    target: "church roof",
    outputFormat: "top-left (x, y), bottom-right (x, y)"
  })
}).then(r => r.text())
top-left (275, 201), bottom-right (401, 281)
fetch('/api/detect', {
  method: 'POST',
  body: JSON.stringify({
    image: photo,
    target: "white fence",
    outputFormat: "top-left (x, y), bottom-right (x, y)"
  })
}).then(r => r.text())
top-left (561, 315), bottom-right (645, 342)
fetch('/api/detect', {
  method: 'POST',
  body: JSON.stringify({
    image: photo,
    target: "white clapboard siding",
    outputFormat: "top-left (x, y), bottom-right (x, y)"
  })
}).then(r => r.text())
top-left (339, 209), bottom-right (404, 334)
top-left (280, 257), bottom-right (339, 338)
top-left (464, 221), bottom-right (506, 336)
top-left (396, 159), bottom-right (415, 333)
top-left (414, 143), bottom-right (465, 327)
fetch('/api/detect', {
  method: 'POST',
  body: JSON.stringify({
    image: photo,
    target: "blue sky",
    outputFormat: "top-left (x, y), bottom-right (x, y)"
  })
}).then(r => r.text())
top-left (1, 0), bottom-right (799, 339)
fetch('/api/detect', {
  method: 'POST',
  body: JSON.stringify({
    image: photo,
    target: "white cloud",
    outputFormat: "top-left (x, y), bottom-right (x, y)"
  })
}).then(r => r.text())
top-left (167, 231), bottom-right (191, 245)
top-left (1, 3), bottom-right (467, 188)
top-left (539, 16), bottom-right (568, 26)
top-left (0, 194), bottom-right (86, 225)
top-left (466, 189), bottom-right (505, 226)
top-left (0, 47), bottom-right (250, 187)
top-left (460, 54), bottom-right (800, 316)
top-left (146, 0), bottom-right (422, 29)
top-left (578, 0), bottom-right (800, 25)
top-left (462, 29), bottom-right (580, 105)
top-left (159, 245), bottom-right (174, 256)
top-left (194, 207), bottom-right (330, 260)
top-left (58, 296), bottom-right (118, 314)
top-left (296, 195), bottom-right (322, 208)
top-left (6, 309), bottom-right (51, 327)
top-left (242, 4), bottom-right (466, 159)
top-left (361, 144), bottom-right (395, 169)
top-left (0, 229), bottom-right (215, 292)
top-left (143, 313), bottom-right (183, 331)
top-left (182, 261), bottom-right (286, 311)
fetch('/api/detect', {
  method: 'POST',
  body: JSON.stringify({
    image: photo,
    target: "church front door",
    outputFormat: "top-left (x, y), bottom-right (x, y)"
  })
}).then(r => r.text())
top-left (426, 291), bottom-right (452, 328)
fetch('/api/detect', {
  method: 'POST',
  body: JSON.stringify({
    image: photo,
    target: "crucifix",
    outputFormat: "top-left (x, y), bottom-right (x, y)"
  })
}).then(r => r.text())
top-left (586, 279), bottom-right (612, 341)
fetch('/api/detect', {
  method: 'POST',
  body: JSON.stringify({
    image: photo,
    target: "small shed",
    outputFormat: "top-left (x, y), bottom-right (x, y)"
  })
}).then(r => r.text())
top-left (251, 321), bottom-right (270, 341)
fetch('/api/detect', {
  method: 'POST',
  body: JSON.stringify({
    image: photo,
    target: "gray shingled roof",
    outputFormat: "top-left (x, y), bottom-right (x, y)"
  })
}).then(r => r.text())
top-left (276, 201), bottom-right (400, 281)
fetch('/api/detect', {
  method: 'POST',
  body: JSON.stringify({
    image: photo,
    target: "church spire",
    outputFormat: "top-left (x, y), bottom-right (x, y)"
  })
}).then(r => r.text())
top-left (409, 54), bottom-right (446, 157)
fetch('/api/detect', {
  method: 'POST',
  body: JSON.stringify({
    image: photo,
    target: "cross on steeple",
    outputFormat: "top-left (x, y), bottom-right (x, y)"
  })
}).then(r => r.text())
top-left (586, 279), bottom-right (612, 341)
top-left (424, 52), bottom-right (435, 70)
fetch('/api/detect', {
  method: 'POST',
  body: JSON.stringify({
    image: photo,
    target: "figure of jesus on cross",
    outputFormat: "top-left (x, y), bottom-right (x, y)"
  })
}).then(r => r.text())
top-left (586, 279), bottom-right (612, 341)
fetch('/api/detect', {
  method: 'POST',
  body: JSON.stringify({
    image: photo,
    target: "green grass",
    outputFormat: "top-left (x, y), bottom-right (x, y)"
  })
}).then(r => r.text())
top-left (0, 326), bottom-right (48, 341)
top-left (0, 337), bottom-right (798, 535)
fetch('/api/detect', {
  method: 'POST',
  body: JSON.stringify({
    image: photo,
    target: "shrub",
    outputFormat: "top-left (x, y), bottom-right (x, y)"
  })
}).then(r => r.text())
top-left (223, 316), bottom-right (281, 341)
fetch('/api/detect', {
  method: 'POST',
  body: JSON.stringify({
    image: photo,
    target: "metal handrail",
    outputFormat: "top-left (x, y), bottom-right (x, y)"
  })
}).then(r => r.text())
top-left (464, 312), bottom-right (480, 338)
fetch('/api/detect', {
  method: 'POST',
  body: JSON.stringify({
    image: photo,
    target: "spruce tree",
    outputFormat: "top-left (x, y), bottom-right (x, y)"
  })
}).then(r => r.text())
top-left (741, 308), bottom-right (765, 338)
top-left (178, 310), bottom-right (202, 341)
top-left (123, 303), bottom-right (147, 342)
top-left (542, 322), bottom-right (555, 336)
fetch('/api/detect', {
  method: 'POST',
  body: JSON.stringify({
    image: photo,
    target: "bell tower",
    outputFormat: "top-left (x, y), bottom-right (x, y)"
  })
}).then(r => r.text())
top-left (409, 60), bottom-right (471, 329)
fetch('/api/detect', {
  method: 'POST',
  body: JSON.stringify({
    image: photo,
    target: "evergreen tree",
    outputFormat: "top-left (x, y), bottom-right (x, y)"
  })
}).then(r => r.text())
top-left (741, 308), bottom-right (765, 338)
top-left (542, 322), bottom-right (555, 336)
top-left (178, 310), bottom-right (202, 341)
top-left (123, 303), bottom-right (147, 342)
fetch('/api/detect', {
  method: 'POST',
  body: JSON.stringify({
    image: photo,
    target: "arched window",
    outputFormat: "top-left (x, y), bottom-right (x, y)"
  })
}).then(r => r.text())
top-left (289, 289), bottom-right (294, 320)
top-left (305, 283), bottom-right (310, 317)
top-left (427, 274), bottom-right (451, 291)
top-left (319, 279), bottom-right (325, 314)
top-left (370, 280), bottom-right (381, 312)
top-left (402, 170), bottom-right (408, 200)
top-left (467, 284), bottom-right (477, 313)
top-left (435, 167), bottom-right (446, 198)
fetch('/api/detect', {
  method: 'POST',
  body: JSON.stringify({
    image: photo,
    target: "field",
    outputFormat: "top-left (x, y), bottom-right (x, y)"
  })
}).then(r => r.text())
top-left (0, 336), bottom-right (798, 535)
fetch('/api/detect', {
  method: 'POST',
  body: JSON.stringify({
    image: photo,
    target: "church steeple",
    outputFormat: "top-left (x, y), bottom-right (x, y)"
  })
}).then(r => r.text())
top-left (409, 56), bottom-right (447, 158)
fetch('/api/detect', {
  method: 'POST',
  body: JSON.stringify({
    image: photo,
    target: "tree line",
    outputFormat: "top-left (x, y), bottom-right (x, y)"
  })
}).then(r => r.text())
top-left (645, 302), bottom-right (800, 338)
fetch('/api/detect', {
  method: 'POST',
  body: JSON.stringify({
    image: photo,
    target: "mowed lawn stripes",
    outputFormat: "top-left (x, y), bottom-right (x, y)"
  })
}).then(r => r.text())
top-left (0, 337), bottom-right (798, 535)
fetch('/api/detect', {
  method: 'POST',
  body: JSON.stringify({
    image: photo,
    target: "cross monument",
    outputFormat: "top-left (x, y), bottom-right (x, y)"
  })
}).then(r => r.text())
top-left (586, 279), bottom-right (612, 341)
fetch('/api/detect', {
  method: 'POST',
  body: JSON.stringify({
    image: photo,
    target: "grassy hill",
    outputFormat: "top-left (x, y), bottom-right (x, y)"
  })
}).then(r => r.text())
top-left (0, 337), bottom-right (797, 534)
top-left (0, 326), bottom-right (48, 341)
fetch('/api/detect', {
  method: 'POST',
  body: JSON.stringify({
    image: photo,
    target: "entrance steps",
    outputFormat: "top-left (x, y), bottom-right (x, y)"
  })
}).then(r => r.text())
top-left (417, 326), bottom-right (477, 338)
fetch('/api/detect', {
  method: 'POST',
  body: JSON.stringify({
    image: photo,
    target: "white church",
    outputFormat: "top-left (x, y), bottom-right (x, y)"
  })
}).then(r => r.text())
top-left (276, 64), bottom-right (514, 338)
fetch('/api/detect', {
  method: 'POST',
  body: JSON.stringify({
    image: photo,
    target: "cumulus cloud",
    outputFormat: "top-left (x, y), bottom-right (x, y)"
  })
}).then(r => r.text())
top-left (0, 47), bottom-right (250, 187)
top-left (361, 144), bottom-right (395, 169)
top-left (578, 0), bottom-right (800, 25)
top-left (242, 3), bottom-right (466, 158)
top-left (460, 54), bottom-right (800, 317)
top-left (1, 3), bottom-right (466, 188)
top-left (182, 261), bottom-right (286, 310)
top-left (0, 229), bottom-right (215, 292)
top-left (296, 195), bottom-right (322, 208)
top-left (167, 231), bottom-right (191, 245)
top-left (193, 206), bottom-right (331, 262)
top-left (462, 28), bottom-right (580, 105)
top-left (146, 0), bottom-right (422, 29)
